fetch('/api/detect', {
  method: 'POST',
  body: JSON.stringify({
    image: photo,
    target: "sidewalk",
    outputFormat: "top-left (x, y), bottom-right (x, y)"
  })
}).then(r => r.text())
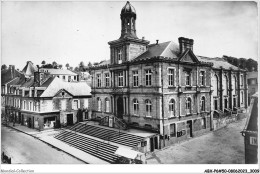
top-left (2, 123), bottom-right (109, 164)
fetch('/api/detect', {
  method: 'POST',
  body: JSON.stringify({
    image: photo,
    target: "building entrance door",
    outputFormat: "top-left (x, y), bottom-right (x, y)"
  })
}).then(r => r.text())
top-left (117, 97), bottom-right (124, 119)
top-left (187, 120), bottom-right (193, 138)
top-left (67, 114), bottom-right (73, 126)
top-left (150, 137), bottom-right (154, 152)
top-left (154, 136), bottom-right (158, 149)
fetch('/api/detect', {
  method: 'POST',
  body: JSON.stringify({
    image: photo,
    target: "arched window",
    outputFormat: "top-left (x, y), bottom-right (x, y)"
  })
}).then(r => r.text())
top-left (105, 98), bottom-right (110, 113)
top-left (97, 98), bottom-right (101, 112)
top-left (185, 97), bottom-right (192, 114)
top-left (169, 99), bottom-right (175, 117)
top-left (145, 100), bottom-right (152, 117)
top-left (201, 96), bottom-right (206, 112)
top-left (133, 99), bottom-right (139, 115)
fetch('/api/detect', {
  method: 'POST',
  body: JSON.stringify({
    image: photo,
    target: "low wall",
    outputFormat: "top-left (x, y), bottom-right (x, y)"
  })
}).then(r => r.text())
top-left (213, 114), bottom-right (238, 130)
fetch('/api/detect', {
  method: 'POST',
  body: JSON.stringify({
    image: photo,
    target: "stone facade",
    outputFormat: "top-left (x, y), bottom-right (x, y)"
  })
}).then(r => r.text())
top-left (89, 1), bottom-right (248, 150)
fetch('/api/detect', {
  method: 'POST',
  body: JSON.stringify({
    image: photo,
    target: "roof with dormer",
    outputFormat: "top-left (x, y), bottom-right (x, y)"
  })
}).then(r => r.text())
top-left (40, 77), bottom-right (91, 98)
top-left (134, 41), bottom-right (179, 61)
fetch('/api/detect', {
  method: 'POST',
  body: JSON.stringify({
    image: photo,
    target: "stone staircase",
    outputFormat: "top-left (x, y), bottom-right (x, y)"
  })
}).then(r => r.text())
top-left (55, 130), bottom-right (118, 163)
top-left (54, 123), bottom-right (145, 163)
top-left (70, 123), bottom-right (144, 148)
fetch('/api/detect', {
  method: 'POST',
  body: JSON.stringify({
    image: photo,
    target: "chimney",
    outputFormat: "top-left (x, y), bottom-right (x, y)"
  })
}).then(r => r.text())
top-left (178, 37), bottom-right (194, 54)
top-left (156, 40), bottom-right (159, 45)
top-left (142, 36), bottom-right (145, 40)
top-left (9, 65), bottom-right (15, 79)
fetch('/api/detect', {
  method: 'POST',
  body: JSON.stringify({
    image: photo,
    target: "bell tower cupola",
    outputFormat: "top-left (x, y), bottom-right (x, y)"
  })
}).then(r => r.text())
top-left (108, 1), bottom-right (150, 65)
top-left (120, 1), bottom-right (138, 39)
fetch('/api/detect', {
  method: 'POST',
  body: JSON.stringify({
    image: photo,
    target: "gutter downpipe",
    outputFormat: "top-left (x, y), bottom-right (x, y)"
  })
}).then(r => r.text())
top-left (161, 61), bottom-right (165, 147)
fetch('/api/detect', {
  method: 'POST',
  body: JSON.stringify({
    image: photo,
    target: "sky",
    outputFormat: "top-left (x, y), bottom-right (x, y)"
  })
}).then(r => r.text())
top-left (1, 1), bottom-right (258, 70)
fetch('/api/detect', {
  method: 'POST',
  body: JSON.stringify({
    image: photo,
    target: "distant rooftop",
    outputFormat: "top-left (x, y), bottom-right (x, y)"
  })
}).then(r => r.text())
top-left (40, 68), bottom-right (77, 76)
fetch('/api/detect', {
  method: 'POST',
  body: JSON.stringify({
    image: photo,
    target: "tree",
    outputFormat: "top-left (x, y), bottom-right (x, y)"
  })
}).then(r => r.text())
top-left (65, 63), bottom-right (70, 69)
top-left (41, 60), bottom-right (46, 66)
top-left (1, 64), bottom-right (7, 70)
top-left (52, 61), bottom-right (58, 69)
top-left (246, 58), bottom-right (258, 71)
top-left (74, 67), bottom-right (79, 72)
top-left (58, 64), bottom-right (63, 69)
top-left (88, 62), bottom-right (92, 67)
top-left (79, 61), bottom-right (85, 72)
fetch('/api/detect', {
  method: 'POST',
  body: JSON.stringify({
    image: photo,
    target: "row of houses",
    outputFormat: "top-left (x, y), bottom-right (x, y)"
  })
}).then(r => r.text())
top-left (1, 62), bottom-right (92, 131)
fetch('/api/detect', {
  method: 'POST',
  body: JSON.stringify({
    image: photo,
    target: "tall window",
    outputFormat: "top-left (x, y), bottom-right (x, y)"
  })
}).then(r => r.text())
top-left (169, 99), bottom-right (175, 117)
top-left (212, 75), bottom-right (219, 96)
top-left (23, 101), bottom-right (26, 110)
top-left (29, 102), bottom-right (32, 111)
top-left (214, 98), bottom-right (218, 110)
top-left (200, 71), bottom-right (206, 86)
top-left (168, 69), bottom-right (174, 86)
top-left (118, 49), bottom-right (122, 64)
top-left (185, 71), bottom-right (191, 86)
top-left (223, 75), bottom-right (228, 96)
top-left (145, 69), bottom-right (152, 86)
top-left (240, 74), bottom-right (244, 87)
top-left (232, 75), bottom-right (237, 95)
top-left (133, 71), bottom-right (139, 87)
top-left (241, 91), bottom-right (244, 105)
top-left (201, 96), bottom-right (206, 112)
top-left (73, 100), bottom-right (79, 110)
top-left (186, 97), bottom-right (192, 114)
top-left (105, 73), bottom-right (110, 87)
top-left (105, 98), bottom-right (110, 112)
top-left (97, 74), bottom-right (101, 87)
top-left (145, 100), bottom-right (152, 117)
top-left (17, 99), bottom-right (20, 108)
top-left (97, 98), bottom-right (101, 111)
top-left (133, 99), bottom-right (139, 115)
top-left (84, 99), bottom-right (88, 109)
top-left (118, 72), bottom-right (124, 87)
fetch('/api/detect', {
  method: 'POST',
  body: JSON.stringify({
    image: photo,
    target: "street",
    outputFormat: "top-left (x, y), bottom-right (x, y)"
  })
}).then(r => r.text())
top-left (146, 118), bottom-right (246, 164)
top-left (1, 125), bottom-right (84, 164)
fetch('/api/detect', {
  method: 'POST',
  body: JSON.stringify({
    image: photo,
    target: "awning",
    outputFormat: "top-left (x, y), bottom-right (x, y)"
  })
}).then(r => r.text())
top-left (114, 147), bottom-right (144, 159)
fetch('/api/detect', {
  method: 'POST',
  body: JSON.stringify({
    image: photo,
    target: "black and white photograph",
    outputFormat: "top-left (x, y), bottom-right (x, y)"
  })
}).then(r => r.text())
top-left (1, 0), bottom-right (258, 173)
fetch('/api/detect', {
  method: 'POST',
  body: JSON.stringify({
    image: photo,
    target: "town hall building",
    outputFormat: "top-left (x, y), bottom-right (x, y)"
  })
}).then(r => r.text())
top-left (90, 1), bottom-right (248, 150)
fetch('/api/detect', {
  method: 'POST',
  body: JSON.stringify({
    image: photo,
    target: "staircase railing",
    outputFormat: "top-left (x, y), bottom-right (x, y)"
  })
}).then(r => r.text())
top-left (99, 116), bottom-right (109, 126)
top-left (114, 116), bottom-right (127, 130)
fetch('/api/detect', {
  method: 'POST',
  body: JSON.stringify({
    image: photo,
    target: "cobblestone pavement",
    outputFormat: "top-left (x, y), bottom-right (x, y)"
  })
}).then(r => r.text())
top-left (146, 118), bottom-right (246, 164)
